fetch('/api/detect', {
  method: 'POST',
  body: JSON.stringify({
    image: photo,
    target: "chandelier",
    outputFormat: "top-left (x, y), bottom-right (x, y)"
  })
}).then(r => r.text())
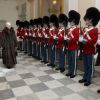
top-left (52, 0), bottom-right (57, 5)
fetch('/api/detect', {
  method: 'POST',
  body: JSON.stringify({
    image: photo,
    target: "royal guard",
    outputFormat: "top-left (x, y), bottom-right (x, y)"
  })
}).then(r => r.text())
top-left (47, 14), bottom-right (58, 68)
top-left (16, 21), bottom-right (25, 51)
top-left (32, 19), bottom-right (38, 58)
top-left (56, 14), bottom-right (68, 73)
top-left (66, 10), bottom-right (80, 78)
top-left (16, 20), bottom-right (20, 38)
top-left (97, 30), bottom-right (100, 93)
top-left (78, 7), bottom-right (100, 86)
top-left (43, 16), bottom-right (50, 63)
top-left (28, 19), bottom-right (34, 56)
top-left (37, 18), bottom-right (44, 60)
top-left (26, 21), bottom-right (30, 54)
top-left (21, 22), bottom-right (25, 51)
top-left (24, 21), bottom-right (30, 53)
top-left (16, 20), bottom-right (20, 50)
top-left (95, 28), bottom-right (100, 66)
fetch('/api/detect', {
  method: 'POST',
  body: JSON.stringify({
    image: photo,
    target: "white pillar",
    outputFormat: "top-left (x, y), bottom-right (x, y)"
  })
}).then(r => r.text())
top-left (33, 0), bottom-right (39, 18)
top-left (68, 0), bottom-right (78, 11)
top-left (63, 0), bottom-right (68, 15)
top-left (95, 0), bottom-right (100, 27)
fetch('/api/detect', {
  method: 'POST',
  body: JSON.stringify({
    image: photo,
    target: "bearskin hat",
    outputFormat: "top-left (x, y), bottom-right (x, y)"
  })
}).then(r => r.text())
top-left (43, 16), bottom-right (49, 25)
top-left (37, 17), bottom-right (43, 26)
top-left (16, 20), bottom-right (20, 26)
top-left (50, 14), bottom-right (58, 23)
top-left (30, 19), bottom-right (34, 26)
top-left (24, 21), bottom-right (30, 28)
top-left (59, 13), bottom-right (68, 26)
top-left (18, 21), bottom-right (24, 28)
top-left (68, 10), bottom-right (80, 25)
top-left (50, 14), bottom-right (59, 28)
top-left (84, 7), bottom-right (100, 26)
top-left (34, 19), bottom-right (38, 26)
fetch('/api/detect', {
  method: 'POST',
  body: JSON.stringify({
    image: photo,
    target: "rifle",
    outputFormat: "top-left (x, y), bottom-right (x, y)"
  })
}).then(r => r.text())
top-left (78, 21), bottom-right (83, 60)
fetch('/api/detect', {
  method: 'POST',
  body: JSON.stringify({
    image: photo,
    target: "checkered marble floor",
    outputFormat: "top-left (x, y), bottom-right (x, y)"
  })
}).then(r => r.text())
top-left (0, 52), bottom-right (100, 100)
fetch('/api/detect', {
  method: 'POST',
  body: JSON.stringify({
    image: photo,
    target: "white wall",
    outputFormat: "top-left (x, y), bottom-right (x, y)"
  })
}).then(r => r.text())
top-left (0, 0), bottom-right (18, 29)
top-left (64, 0), bottom-right (68, 15)
top-left (68, 0), bottom-right (78, 12)
top-left (95, 0), bottom-right (100, 27)
top-left (33, 0), bottom-right (39, 18)
top-left (78, 0), bottom-right (95, 27)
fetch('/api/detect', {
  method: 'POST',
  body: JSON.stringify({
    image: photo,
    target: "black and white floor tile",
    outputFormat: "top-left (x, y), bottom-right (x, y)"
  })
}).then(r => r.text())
top-left (0, 52), bottom-right (100, 100)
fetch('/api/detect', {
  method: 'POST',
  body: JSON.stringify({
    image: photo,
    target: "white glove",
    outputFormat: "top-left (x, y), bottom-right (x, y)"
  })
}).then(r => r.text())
top-left (45, 34), bottom-right (48, 38)
top-left (63, 47), bottom-right (65, 52)
top-left (98, 40), bottom-right (100, 45)
top-left (39, 34), bottom-right (41, 37)
top-left (64, 36), bottom-right (68, 40)
top-left (33, 34), bottom-right (35, 37)
top-left (79, 37), bottom-right (83, 42)
top-left (79, 37), bottom-right (87, 43)
top-left (29, 33), bottom-right (31, 36)
top-left (53, 35), bottom-right (57, 39)
top-left (25, 32), bottom-right (27, 36)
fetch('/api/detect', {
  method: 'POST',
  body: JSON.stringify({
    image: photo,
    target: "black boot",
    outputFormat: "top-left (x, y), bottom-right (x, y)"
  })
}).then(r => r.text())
top-left (70, 75), bottom-right (76, 78)
top-left (79, 79), bottom-right (87, 83)
top-left (97, 90), bottom-right (100, 93)
top-left (56, 67), bottom-right (61, 70)
top-left (84, 82), bottom-right (91, 86)
top-left (7, 66), bottom-right (13, 69)
top-left (47, 63), bottom-right (52, 66)
top-left (66, 73), bottom-right (72, 77)
top-left (51, 64), bottom-right (55, 68)
top-left (60, 68), bottom-right (65, 73)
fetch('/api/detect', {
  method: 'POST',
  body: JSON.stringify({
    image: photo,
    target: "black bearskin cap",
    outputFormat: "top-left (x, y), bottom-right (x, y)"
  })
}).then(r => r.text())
top-left (68, 10), bottom-right (80, 25)
top-left (18, 21), bottom-right (24, 28)
top-left (24, 21), bottom-right (30, 28)
top-left (16, 20), bottom-right (20, 26)
top-left (38, 18), bottom-right (43, 26)
top-left (30, 19), bottom-right (34, 26)
top-left (43, 16), bottom-right (49, 25)
top-left (50, 14), bottom-right (59, 28)
top-left (34, 19), bottom-right (38, 26)
top-left (50, 14), bottom-right (58, 23)
top-left (59, 13), bottom-right (68, 26)
top-left (84, 7), bottom-right (100, 26)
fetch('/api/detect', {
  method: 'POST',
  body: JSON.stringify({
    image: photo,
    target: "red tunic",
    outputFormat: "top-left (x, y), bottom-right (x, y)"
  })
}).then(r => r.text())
top-left (66, 27), bottom-right (79, 50)
top-left (48, 27), bottom-right (55, 45)
top-left (56, 28), bottom-right (64, 49)
top-left (39, 28), bottom-right (45, 45)
top-left (16, 27), bottom-right (21, 37)
top-left (82, 27), bottom-right (98, 54)
top-left (34, 28), bottom-right (38, 43)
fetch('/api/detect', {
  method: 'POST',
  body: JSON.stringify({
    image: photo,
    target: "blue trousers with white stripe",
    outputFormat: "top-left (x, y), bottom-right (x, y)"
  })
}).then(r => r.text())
top-left (49, 45), bottom-right (55, 65)
top-left (83, 54), bottom-right (94, 82)
top-left (41, 44), bottom-right (44, 60)
top-left (37, 43), bottom-right (41, 59)
top-left (67, 50), bottom-right (77, 76)
top-left (58, 48), bottom-right (65, 69)
top-left (43, 45), bottom-right (47, 62)
top-left (28, 40), bottom-right (32, 55)
top-left (19, 41), bottom-right (23, 51)
top-left (32, 42), bottom-right (37, 58)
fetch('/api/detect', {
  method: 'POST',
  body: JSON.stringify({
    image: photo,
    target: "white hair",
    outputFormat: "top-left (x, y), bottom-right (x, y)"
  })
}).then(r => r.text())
top-left (6, 22), bottom-right (12, 29)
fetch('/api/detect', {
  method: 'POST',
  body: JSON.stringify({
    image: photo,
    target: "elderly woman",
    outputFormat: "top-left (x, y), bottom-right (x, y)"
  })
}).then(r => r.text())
top-left (1, 22), bottom-right (18, 69)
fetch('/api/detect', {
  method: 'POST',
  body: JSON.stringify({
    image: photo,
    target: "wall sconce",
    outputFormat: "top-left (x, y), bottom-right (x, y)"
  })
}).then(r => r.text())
top-left (52, 0), bottom-right (57, 5)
